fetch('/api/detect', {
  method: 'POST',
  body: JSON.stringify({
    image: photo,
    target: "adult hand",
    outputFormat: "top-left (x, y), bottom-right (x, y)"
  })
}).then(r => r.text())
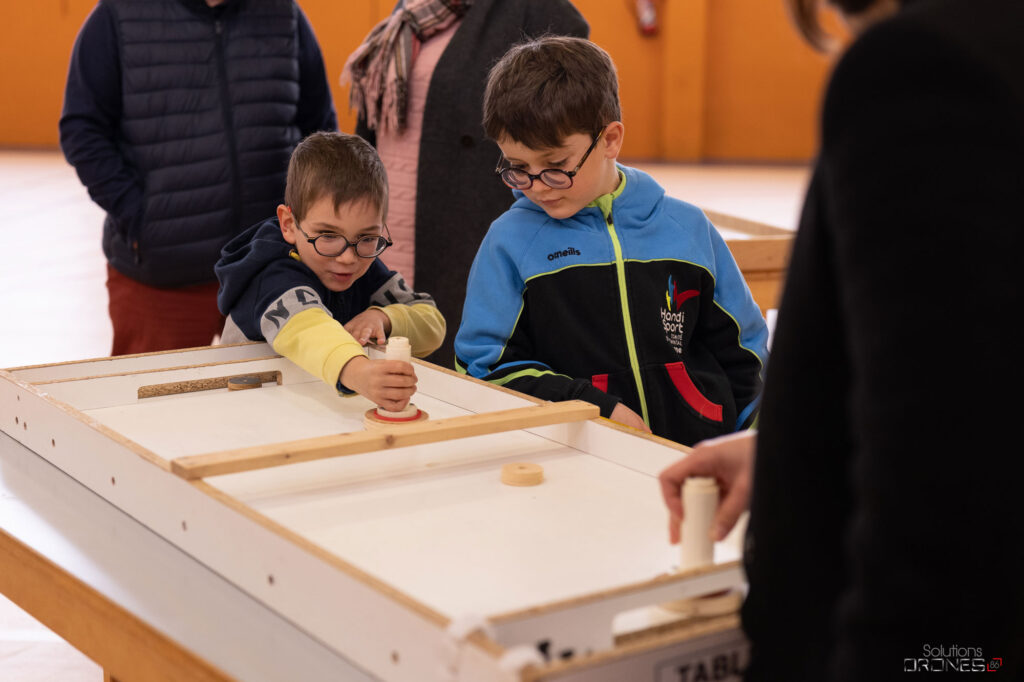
top-left (344, 309), bottom-right (391, 346)
top-left (339, 356), bottom-right (417, 411)
top-left (659, 430), bottom-right (755, 544)
top-left (609, 402), bottom-right (652, 433)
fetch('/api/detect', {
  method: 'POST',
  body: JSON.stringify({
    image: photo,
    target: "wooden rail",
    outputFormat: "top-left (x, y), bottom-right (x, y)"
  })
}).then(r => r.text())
top-left (171, 400), bottom-right (599, 480)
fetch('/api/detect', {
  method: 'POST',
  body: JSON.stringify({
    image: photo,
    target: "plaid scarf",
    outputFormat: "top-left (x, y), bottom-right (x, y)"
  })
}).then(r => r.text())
top-left (342, 0), bottom-right (472, 133)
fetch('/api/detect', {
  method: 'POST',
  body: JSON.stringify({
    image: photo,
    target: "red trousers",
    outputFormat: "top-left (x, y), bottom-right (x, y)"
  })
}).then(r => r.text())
top-left (106, 264), bottom-right (225, 356)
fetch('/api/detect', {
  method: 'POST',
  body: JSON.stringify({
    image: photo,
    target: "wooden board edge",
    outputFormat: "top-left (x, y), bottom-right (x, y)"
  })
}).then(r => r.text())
top-left (32, 355), bottom-right (285, 386)
top-left (525, 613), bottom-right (741, 681)
top-left (591, 417), bottom-right (694, 455)
top-left (487, 560), bottom-right (741, 627)
top-left (702, 207), bottom-right (793, 236)
top-left (1, 370), bottom-right (174, 472)
top-left (0, 527), bottom-right (234, 682)
top-left (411, 358), bottom-right (547, 405)
top-left (2, 341), bottom-right (270, 373)
top-left (723, 235), bottom-right (794, 272)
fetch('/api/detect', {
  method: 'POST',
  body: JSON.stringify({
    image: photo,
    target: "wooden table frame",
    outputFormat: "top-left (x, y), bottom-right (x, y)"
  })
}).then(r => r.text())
top-left (711, 207), bottom-right (794, 314)
top-left (0, 427), bottom-right (377, 682)
top-left (2, 344), bottom-right (749, 681)
top-left (0, 524), bottom-right (229, 682)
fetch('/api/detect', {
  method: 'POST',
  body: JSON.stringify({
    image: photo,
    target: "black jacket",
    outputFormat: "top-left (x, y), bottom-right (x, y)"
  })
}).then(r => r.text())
top-left (60, 0), bottom-right (337, 288)
top-left (744, 1), bottom-right (1024, 679)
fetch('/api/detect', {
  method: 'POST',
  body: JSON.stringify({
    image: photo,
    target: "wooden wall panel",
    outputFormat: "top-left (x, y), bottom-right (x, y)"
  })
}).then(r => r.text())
top-left (0, 0), bottom-right (389, 149)
top-left (0, 0), bottom-right (832, 162)
top-left (0, 1), bottom-right (97, 148)
top-left (659, 0), bottom-right (710, 160)
top-left (574, 0), bottom-right (832, 161)
top-left (299, 0), bottom-right (391, 136)
top-left (703, 0), bottom-right (832, 161)
top-left (572, 0), bottom-right (666, 160)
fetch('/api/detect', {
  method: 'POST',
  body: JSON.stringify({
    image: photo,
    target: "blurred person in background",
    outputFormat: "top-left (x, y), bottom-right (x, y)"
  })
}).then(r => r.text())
top-left (343, 0), bottom-right (588, 365)
top-left (60, 0), bottom-right (337, 355)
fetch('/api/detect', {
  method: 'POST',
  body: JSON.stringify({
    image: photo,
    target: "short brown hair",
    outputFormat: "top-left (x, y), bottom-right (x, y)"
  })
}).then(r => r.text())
top-left (284, 132), bottom-right (388, 221)
top-left (483, 36), bottom-right (621, 149)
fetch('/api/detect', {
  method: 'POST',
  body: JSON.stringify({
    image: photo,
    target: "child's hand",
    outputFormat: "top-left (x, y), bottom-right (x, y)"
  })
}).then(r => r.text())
top-left (609, 403), bottom-right (651, 433)
top-left (344, 309), bottom-right (392, 346)
top-left (339, 356), bottom-right (416, 411)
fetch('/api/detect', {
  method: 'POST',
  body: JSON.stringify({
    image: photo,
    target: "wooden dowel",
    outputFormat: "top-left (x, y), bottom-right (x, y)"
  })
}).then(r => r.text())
top-left (137, 370), bottom-right (281, 399)
top-left (170, 400), bottom-right (599, 480)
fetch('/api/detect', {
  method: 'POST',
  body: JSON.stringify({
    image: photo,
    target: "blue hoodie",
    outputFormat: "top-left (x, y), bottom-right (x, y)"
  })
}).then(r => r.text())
top-left (454, 165), bottom-right (768, 446)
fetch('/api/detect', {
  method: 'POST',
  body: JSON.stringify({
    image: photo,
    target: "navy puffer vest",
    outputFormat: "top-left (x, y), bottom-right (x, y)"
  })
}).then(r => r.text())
top-left (104, 0), bottom-right (300, 287)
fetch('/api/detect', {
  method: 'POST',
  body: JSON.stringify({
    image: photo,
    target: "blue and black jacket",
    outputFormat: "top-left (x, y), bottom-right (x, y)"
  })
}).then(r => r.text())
top-left (454, 165), bottom-right (769, 446)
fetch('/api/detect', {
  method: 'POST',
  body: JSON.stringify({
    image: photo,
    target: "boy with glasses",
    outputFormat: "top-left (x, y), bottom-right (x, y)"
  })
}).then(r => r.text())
top-left (216, 132), bottom-right (445, 411)
top-left (455, 37), bottom-right (769, 446)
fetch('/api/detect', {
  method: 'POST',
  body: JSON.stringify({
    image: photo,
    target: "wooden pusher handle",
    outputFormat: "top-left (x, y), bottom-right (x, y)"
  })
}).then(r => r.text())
top-left (170, 400), bottom-right (599, 480)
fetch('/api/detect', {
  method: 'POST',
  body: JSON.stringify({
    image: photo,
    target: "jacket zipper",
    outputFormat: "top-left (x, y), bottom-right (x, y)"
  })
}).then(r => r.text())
top-left (605, 209), bottom-right (650, 427)
top-left (214, 18), bottom-right (242, 233)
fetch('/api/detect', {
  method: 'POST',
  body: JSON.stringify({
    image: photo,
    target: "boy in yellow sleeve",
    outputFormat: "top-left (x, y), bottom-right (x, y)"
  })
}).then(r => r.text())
top-left (216, 132), bottom-right (445, 411)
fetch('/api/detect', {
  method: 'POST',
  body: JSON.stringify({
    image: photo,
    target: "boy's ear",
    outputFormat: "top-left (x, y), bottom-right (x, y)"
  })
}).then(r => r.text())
top-left (277, 204), bottom-right (298, 245)
top-left (601, 122), bottom-right (625, 160)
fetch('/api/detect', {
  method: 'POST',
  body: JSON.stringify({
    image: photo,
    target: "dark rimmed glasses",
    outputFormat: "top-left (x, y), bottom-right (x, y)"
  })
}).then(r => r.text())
top-left (293, 219), bottom-right (393, 258)
top-left (495, 128), bottom-right (605, 190)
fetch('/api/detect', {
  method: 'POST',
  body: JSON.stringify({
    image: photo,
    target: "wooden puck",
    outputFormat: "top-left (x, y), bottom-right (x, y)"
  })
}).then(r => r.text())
top-left (364, 407), bottom-right (429, 429)
top-left (500, 462), bottom-right (544, 487)
top-left (227, 375), bottom-right (262, 391)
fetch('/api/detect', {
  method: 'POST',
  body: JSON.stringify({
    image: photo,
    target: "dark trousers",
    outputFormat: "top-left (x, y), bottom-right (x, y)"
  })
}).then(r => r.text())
top-left (106, 264), bottom-right (224, 356)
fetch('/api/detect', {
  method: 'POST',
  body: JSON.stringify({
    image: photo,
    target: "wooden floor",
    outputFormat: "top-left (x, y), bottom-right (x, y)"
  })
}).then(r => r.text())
top-left (0, 594), bottom-right (102, 682)
top-left (1, 151), bottom-right (110, 370)
top-left (0, 149), bottom-right (808, 680)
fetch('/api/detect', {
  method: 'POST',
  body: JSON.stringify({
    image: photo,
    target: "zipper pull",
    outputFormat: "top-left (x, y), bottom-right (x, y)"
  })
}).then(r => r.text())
top-left (215, 20), bottom-right (222, 35)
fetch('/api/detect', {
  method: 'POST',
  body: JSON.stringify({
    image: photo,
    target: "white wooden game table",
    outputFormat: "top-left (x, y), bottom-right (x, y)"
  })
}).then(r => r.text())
top-left (1, 340), bottom-right (751, 682)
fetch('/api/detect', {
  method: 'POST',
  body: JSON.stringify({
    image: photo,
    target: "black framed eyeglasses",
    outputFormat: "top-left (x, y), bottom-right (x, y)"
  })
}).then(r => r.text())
top-left (495, 128), bottom-right (605, 190)
top-left (293, 219), bottom-right (392, 258)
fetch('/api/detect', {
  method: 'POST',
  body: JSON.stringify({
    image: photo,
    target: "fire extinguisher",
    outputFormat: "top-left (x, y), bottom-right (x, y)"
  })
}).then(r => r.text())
top-left (636, 0), bottom-right (657, 36)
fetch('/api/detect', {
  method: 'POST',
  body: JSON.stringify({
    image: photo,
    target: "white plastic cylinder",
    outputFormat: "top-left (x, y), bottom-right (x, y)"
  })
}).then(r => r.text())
top-left (375, 336), bottom-right (417, 420)
top-left (385, 336), bottom-right (411, 362)
top-left (679, 476), bottom-right (719, 571)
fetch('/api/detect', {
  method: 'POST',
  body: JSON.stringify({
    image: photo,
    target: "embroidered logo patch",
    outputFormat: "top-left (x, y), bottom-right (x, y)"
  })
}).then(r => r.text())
top-left (661, 275), bottom-right (698, 353)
